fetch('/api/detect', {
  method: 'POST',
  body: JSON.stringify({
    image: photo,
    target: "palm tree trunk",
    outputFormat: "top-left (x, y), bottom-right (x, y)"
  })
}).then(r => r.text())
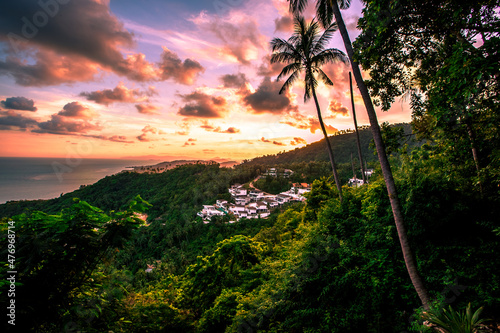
top-left (330, 0), bottom-right (430, 309)
top-left (311, 85), bottom-right (343, 201)
top-left (350, 71), bottom-right (366, 184)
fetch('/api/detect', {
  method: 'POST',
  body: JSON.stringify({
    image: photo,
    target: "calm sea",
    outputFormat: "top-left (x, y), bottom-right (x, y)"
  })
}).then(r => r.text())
top-left (0, 157), bottom-right (159, 204)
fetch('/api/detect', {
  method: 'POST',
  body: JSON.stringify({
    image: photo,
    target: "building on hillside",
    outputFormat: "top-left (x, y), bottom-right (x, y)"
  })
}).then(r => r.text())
top-left (291, 183), bottom-right (311, 195)
top-left (197, 205), bottom-right (225, 220)
top-left (235, 195), bottom-right (250, 205)
top-left (216, 200), bottom-right (229, 210)
top-left (348, 178), bottom-right (364, 187)
top-left (249, 189), bottom-right (265, 202)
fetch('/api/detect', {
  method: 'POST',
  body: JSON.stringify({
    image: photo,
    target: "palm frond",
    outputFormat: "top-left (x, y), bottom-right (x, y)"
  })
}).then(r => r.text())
top-left (271, 51), bottom-right (301, 65)
top-left (270, 38), bottom-right (296, 54)
top-left (317, 68), bottom-right (333, 86)
top-left (277, 62), bottom-right (302, 82)
top-left (315, 0), bottom-right (334, 28)
top-left (339, 0), bottom-right (351, 10)
top-left (312, 48), bottom-right (348, 68)
top-left (279, 69), bottom-right (300, 95)
top-left (288, 0), bottom-right (309, 14)
top-left (312, 22), bottom-right (339, 55)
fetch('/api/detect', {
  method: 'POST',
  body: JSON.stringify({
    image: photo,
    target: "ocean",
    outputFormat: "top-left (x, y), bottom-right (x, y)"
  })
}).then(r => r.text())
top-left (0, 157), bottom-right (159, 204)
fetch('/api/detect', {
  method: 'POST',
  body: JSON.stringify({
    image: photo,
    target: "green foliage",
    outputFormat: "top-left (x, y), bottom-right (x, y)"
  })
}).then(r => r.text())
top-left (0, 197), bottom-right (147, 331)
top-left (421, 303), bottom-right (487, 333)
top-left (254, 175), bottom-right (291, 194)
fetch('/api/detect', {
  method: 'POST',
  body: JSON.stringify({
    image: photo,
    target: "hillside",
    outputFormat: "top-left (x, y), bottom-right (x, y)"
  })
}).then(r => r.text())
top-left (0, 163), bottom-right (261, 220)
top-left (243, 123), bottom-right (414, 166)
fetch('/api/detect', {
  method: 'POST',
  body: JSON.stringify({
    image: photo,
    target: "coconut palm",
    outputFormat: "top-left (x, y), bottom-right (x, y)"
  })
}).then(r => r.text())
top-left (270, 15), bottom-right (347, 201)
top-left (288, 0), bottom-right (431, 309)
top-left (349, 72), bottom-right (366, 184)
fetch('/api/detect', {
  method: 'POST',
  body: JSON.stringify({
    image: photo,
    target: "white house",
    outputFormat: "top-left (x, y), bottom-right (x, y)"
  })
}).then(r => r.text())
top-left (235, 195), bottom-right (250, 205)
top-left (348, 178), bottom-right (364, 187)
top-left (276, 194), bottom-right (292, 204)
top-left (249, 190), bottom-right (264, 201)
top-left (198, 205), bottom-right (225, 219)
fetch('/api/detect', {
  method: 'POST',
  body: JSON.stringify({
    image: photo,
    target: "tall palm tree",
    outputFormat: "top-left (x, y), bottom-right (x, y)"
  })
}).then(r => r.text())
top-left (270, 15), bottom-right (346, 201)
top-left (350, 72), bottom-right (366, 184)
top-left (288, 0), bottom-right (431, 309)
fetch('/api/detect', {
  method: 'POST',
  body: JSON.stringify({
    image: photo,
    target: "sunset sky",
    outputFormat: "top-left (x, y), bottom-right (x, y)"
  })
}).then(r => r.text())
top-left (0, 0), bottom-right (411, 161)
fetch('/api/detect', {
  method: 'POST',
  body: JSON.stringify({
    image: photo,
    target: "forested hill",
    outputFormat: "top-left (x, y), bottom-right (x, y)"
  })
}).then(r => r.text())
top-left (0, 163), bottom-right (261, 220)
top-left (243, 123), bottom-right (414, 166)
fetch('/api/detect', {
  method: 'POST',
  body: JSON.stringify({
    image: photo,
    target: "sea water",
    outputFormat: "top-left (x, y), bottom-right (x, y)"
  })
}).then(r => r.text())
top-left (0, 157), bottom-right (158, 204)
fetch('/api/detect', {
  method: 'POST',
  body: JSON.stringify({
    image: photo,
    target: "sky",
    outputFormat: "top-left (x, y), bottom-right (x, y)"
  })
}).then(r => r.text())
top-left (0, 0), bottom-right (411, 161)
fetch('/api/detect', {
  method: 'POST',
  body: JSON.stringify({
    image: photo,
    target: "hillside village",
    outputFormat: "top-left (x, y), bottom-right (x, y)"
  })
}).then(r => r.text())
top-left (197, 166), bottom-right (375, 222)
top-left (197, 178), bottom-right (311, 222)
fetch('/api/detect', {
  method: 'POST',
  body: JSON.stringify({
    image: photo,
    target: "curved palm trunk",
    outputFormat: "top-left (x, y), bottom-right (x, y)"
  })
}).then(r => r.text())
top-left (311, 85), bottom-right (343, 201)
top-left (330, 0), bottom-right (430, 309)
top-left (350, 72), bottom-right (366, 184)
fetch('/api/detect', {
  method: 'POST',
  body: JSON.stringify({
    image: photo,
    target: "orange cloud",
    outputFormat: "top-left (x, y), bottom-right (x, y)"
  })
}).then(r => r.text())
top-left (81, 83), bottom-right (156, 106)
top-left (0, 110), bottom-right (38, 130)
top-left (178, 91), bottom-right (227, 118)
top-left (193, 14), bottom-right (266, 65)
top-left (1, 97), bottom-right (37, 111)
top-left (327, 100), bottom-right (349, 118)
top-left (244, 76), bottom-right (297, 114)
top-left (280, 110), bottom-right (338, 134)
top-left (158, 47), bottom-right (205, 85)
top-left (200, 121), bottom-right (240, 134)
top-left (274, 15), bottom-right (294, 32)
top-left (57, 102), bottom-right (97, 119)
top-left (290, 137), bottom-right (307, 145)
top-left (137, 125), bottom-right (165, 142)
top-left (261, 137), bottom-right (286, 146)
top-left (135, 104), bottom-right (161, 115)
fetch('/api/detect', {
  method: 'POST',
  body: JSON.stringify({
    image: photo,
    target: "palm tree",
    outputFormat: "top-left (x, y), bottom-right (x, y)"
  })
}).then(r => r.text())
top-left (350, 72), bottom-right (366, 184)
top-left (270, 15), bottom-right (346, 201)
top-left (288, 0), bottom-right (431, 309)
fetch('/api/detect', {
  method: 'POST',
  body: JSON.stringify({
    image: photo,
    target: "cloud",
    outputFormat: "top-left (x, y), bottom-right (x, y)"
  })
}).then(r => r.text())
top-left (0, 110), bottom-right (38, 130)
top-left (57, 102), bottom-right (97, 119)
top-left (244, 76), bottom-right (297, 114)
top-left (219, 72), bottom-right (251, 95)
top-left (188, 138), bottom-right (197, 142)
top-left (1, 96), bottom-right (37, 111)
top-left (158, 47), bottom-right (205, 85)
top-left (135, 103), bottom-right (160, 115)
top-left (37, 115), bottom-right (101, 134)
top-left (280, 110), bottom-right (338, 134)
top-left (80, 83), bottom-right (156, 106)
top-left (260, 137), bottom-right (286, 146)
top-left (0, 51), bottom-right (100, 86)
top-left (220, 73), bottom-right (248, 89)
top-left (103, 135), bottom-right (134, 143)
top-left (322, 61), bottom-right (351, 93)
top-left (274, 15), bottom-right (294, 32)
top-left (0, 1), bottom-right (206, 86)
top-left (200, 121), bottom-right (240, 134)
top-left (0, 0), bottom-right (149, 85)
top-left (183, 140), bottom-right (196, 147)
top-left (223, 127), bottom-right (240, 134)
top-left (175, 120), bottom-right (191, 135)
top-left (257, 54), bottom-right (284, 77)
top-left (290, 137), bottom-right (307, 145)
top-left (137, 124), bottom-right (165, 142)
top-left (84, 134), bottom-right (134, 143)
top-left (327, 100), bottom-right (349, 117)
top-left (192, 14), bottom-right (266, 65)
top-left (178, 91), bottom-right (227, 118)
